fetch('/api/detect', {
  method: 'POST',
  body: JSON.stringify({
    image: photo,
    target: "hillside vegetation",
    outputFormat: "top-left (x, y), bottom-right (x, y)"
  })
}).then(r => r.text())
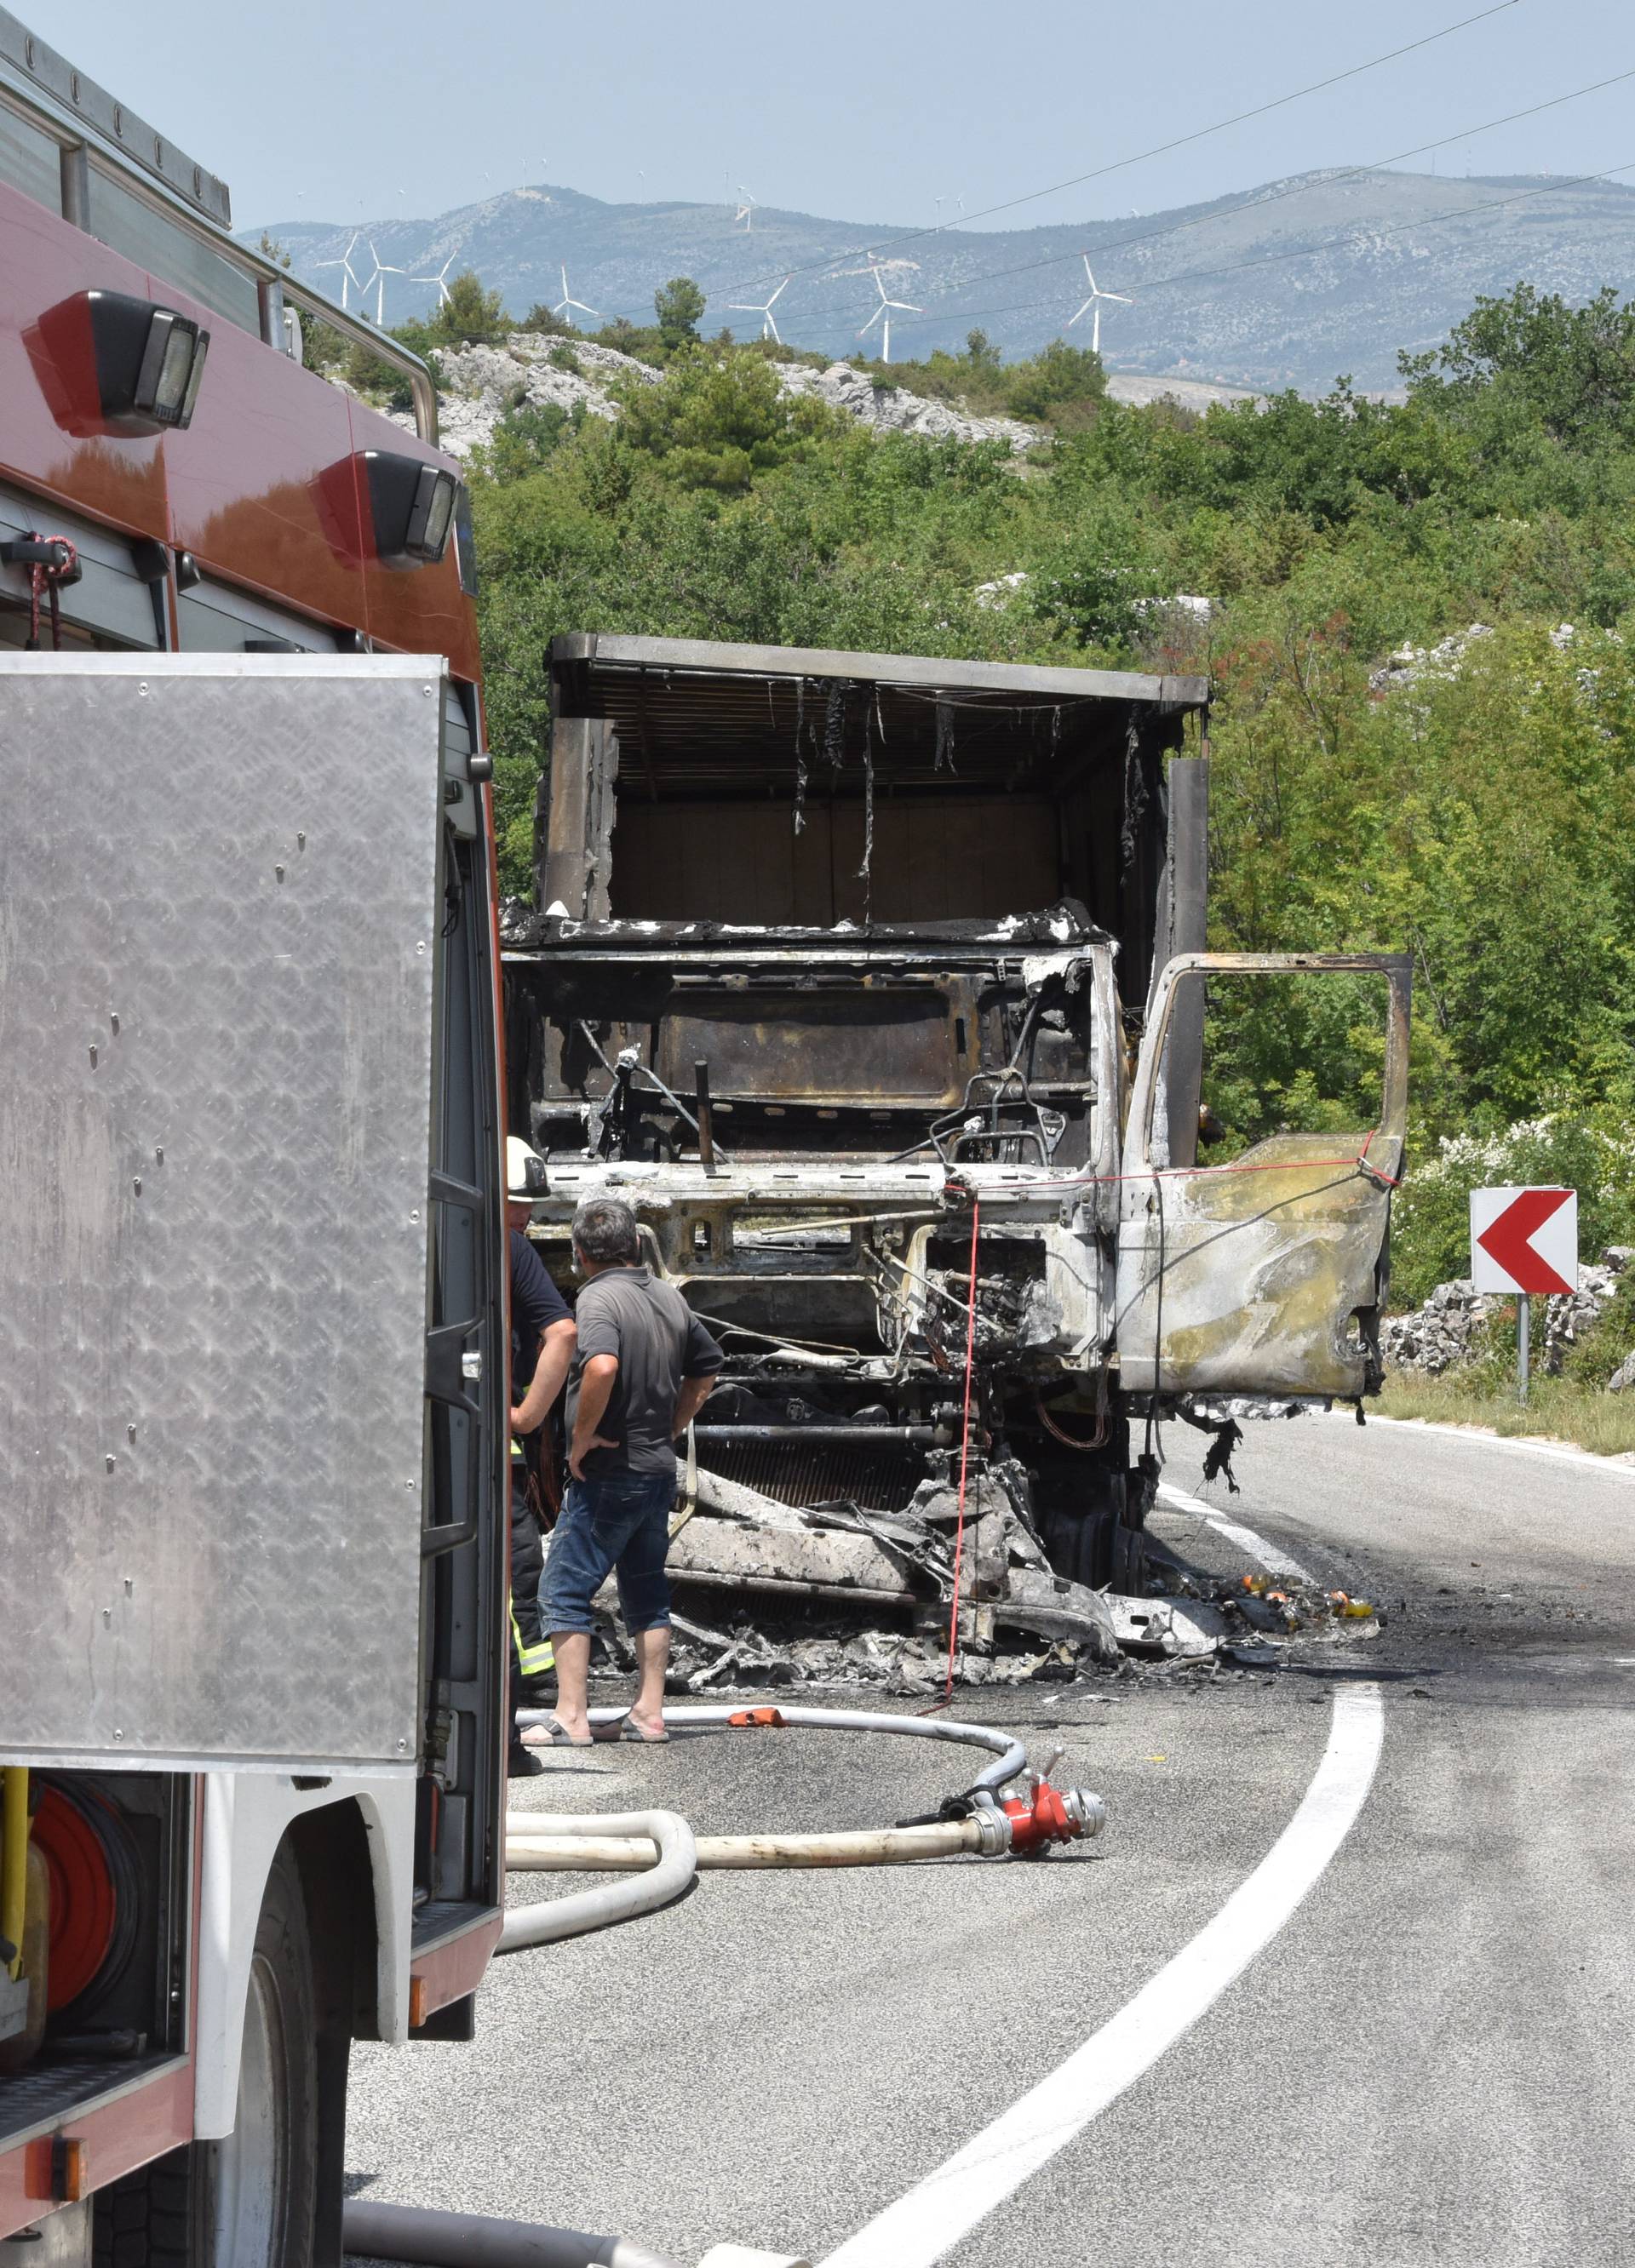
top-left (447, 275), bottom-right (1635, 1303)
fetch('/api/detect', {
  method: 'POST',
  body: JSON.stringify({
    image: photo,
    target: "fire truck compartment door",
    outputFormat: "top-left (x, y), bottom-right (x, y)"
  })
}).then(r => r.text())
top-left (1115, 952), bottom-right (1409, 1398)
top-left (0, 653), bottom-right (449, 1770)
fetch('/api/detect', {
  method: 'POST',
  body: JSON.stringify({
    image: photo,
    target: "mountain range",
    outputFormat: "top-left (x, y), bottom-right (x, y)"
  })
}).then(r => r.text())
top-left (251, 165), bottom-right (1635, 395)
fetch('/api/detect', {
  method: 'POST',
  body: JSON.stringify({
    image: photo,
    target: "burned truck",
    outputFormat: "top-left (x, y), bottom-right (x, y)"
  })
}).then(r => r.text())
top-left (502, 633), bottom-right (1408, 1641)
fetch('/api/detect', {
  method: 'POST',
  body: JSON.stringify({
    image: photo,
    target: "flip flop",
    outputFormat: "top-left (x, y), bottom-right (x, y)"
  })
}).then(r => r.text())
top-left (521, 1715), bottom-right (594, 1750)
top-left (617, 1715), bottom-right (670, 1744)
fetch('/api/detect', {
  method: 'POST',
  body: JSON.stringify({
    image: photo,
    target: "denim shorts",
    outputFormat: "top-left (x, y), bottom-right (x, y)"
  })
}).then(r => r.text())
top-left (539, 1469), bottom-right (675, 1637)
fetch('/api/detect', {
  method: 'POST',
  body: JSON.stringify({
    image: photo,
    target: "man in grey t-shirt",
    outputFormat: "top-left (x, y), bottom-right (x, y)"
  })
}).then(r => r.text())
top-left (530, 1197), bottom-right (722, 1747)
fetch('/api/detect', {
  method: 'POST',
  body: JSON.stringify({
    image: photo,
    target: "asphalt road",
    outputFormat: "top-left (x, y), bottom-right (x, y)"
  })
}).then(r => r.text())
top-left (345, 1412), bottom-right (1635, 2267)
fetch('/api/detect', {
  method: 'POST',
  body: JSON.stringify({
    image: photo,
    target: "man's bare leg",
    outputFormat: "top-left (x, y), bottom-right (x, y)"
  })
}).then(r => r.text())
top-left (628, 1626), bottom-right (670, 1738)
top-left (532, 1630), bottom-right (592, 1743)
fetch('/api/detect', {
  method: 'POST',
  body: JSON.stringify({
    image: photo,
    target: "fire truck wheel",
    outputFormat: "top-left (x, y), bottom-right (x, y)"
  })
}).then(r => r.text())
top-left (93, 1839), bottom-right (318, 2268)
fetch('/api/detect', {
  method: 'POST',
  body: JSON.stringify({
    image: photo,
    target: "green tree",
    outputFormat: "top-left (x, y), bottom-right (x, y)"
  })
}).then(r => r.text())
top-left (654, 276), bottom-right (707, 350)
top-left (428, 270), bottom-right (511, 347)
top-left (1001, 335), bottom-right (1107, 426)
top-left (518, 302), bottom-right (574, 336)
top-left (1401, 282), bottom-right (1635, 447)
top-left (480, 398), bottom-right (587, 483)
top-left (613, 351), bottom-right (835, 491)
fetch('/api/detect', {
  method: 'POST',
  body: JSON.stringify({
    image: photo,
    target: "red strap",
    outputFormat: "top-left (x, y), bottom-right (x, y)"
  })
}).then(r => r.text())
top-left (939, 1197), bottom-right (982, 1702)
top-left (21, 537), bottom-right (79, 652)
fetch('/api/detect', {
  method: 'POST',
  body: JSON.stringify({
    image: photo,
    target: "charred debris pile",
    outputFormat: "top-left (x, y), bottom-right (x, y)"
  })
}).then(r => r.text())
top-left (582, 1547), bottom-right (1381, 1697)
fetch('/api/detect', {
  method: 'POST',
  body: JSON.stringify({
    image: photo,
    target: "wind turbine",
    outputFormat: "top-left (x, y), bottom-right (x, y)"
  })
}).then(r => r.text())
top-left (1067, 255), bottom-right (1131, 356)
top-left (728, 276), bottom-right (790, 343)
top-left (313, 231), bottom-right (364, 312)
top-left (364, 240), bottom-right (406, 326)
top-left (410, 253), bottom-right (457, 310)
top-left (858, 261), bottom-right (921, 364)
top-left (734, 186), bottom-right (757, 231)
top-left (553, 265), bottom-right (600, 325)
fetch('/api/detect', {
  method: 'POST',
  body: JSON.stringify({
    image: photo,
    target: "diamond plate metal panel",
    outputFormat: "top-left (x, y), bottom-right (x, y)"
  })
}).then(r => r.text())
top-left (0, 654), bottom-right (446, 1768)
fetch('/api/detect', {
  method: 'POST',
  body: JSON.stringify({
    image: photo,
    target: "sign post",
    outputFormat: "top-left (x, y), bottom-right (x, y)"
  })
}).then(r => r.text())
top-left (1470, 1186), bottom-right (1577, 1404)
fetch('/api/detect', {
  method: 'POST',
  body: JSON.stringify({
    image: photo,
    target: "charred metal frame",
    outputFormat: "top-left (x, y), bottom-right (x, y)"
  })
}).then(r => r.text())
top-left (508, 634), bottom-right (1407, 1605)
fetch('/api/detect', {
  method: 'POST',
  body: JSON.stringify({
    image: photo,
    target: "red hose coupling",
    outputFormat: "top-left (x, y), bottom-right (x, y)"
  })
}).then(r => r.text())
top-left (1001, 1778), bottom-right (1106, 1855)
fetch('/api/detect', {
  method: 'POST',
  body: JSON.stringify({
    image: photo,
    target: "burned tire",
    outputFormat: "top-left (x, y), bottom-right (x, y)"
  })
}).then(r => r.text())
top-left (1110, 1517), bottom-right (1147, 1595)
top-left (94, 1840), bottom-right (318, 2268)
top-left (1036, 1458), bottom-right (1126, 1589)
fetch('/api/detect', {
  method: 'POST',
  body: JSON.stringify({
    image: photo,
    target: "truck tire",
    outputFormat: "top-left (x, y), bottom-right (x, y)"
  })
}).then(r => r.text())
top-left (93, 1839), bottom-right (318, 2268)
top-left (1036, 1460), bottom-right (1126, 1589)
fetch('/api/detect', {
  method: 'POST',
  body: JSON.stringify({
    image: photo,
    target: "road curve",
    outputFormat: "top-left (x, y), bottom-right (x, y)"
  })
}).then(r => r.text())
top-left (343, 1412), bottom-right (1635, 2268)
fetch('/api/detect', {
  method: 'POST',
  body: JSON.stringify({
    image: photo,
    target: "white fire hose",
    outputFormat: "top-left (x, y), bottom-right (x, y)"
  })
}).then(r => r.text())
top-left (507, 1702), bottom-right (1104, 1886)
top-left (513, 1700), bottom-right (1032, 1790)
top-left (505, 1815), bottom-right (1008, 1870)
top-left (343, 2199), bottom-right (806, 2268)
top-left (496, 1809), bottom-right (697, 1953)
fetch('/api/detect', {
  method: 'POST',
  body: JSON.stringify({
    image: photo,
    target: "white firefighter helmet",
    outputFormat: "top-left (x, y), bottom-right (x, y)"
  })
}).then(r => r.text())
top-left (506, 1136), bottom-right (547, 1199)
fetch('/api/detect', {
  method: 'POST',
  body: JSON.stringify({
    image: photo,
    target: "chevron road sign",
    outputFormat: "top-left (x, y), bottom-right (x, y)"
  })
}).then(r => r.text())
top-left (1470, 1185), bottom-right (1577, 1401)
top-left (1469, 1186), bottom-right (1578, 1297)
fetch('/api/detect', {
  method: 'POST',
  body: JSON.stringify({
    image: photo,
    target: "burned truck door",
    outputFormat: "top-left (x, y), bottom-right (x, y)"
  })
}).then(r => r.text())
top-left (1115, 952), bottom-right (1410, 1397)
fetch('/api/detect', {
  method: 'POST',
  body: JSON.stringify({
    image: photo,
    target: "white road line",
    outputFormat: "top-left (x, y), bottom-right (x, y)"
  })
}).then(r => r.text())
top-left (821, 1682), bottom-right (1385, 2268)
top-left (1156, 1480), bottom-right (1317, 1583)
top-left (1362, 1411), bottom-right (1635, 1477)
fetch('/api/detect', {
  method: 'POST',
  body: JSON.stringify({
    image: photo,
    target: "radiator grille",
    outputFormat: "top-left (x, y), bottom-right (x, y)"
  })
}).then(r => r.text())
top-left (698, 1438), bottom-right (927, 1513)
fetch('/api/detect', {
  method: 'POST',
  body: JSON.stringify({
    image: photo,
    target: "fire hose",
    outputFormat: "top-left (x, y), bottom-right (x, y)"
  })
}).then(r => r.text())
top-left (496, 1809), bottom-right (696, 1953)
top-left (506, 1703), bottom-right (1104, 1885)
top-left (343, 2198), bottom-right (807, 2268)
top-left (513, 1700), bottom-right (1034, 1792)
top-left (505, 1819), bottom-right (1007, 1870)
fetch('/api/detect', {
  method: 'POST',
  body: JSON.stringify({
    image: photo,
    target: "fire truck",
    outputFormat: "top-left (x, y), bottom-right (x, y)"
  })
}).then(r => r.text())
top-left (0, 14), bottom-right (509, 2265)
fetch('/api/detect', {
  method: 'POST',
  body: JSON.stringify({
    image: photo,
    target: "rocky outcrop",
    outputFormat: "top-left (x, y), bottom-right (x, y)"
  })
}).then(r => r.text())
top-left (1381, 1280), bottom-right (1493, 1374)
top-left (1369, 623), bottom-right (1493, 696)
top-left (775, 360), bottom-right (1037, 452)
top-left (402, 333), bottom-right (657, 456)
top-left (1383, 1249), bottom-right (1632, 1377)
top-left (408, 332), bottom-right (1042, 461)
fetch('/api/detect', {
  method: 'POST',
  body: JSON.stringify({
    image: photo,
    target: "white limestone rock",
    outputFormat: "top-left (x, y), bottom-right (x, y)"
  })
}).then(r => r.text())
top-left (775, 360), bottom-right (1037, 452)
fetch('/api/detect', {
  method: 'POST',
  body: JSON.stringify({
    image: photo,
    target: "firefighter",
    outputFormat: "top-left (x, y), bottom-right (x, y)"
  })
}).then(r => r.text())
top-left (506, 1137), bottom-right (577, 1778)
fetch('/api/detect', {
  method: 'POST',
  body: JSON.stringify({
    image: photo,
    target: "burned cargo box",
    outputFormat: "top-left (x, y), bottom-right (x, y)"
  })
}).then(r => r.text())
top-left (530, 634), bottom-right (1199, 1002)
top-left (504, 635), bottom-right (1408, 1619)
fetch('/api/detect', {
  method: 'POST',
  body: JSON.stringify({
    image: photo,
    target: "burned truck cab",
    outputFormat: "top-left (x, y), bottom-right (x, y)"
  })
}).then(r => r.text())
top-left (504, 635), bottom-right (1408, 1620)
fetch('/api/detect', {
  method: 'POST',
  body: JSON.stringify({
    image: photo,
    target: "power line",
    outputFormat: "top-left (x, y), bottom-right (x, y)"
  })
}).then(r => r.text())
top-left (605, 0), bottom-right (1526, 322)
top-left (722, 60), bottom-right (1635, 341)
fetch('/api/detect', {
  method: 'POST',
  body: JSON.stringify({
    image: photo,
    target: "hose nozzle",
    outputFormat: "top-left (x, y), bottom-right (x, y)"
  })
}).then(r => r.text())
top-left (1000, 1776), bottom-right (1105, 1856)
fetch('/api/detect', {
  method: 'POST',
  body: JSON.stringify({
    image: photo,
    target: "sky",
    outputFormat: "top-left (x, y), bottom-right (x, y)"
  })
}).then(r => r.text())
top-left (52, 0), bottom-right (1635, 235)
